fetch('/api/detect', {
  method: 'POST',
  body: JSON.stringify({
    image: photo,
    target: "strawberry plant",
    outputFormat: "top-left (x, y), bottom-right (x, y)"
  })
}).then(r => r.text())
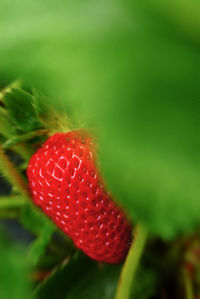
top-left (0, 1), bottom-right (200, 298)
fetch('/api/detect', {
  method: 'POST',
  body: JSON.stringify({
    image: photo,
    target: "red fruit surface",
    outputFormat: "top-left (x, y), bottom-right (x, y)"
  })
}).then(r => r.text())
top-left (27, 130), bottom-right (132, 263)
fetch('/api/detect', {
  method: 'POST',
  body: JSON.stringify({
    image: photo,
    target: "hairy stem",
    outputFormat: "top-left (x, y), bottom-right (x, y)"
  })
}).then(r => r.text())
top-left (0, 144), bottom-right (30, 198)
top-left (115, 224), bottom-right (148, 299)
top-left (0, 195), bottom-right (26, 208)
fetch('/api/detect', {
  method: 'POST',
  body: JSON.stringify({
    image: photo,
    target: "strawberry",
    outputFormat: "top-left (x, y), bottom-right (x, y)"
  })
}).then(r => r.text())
top-left (27, 130), bottom-right (132, 263)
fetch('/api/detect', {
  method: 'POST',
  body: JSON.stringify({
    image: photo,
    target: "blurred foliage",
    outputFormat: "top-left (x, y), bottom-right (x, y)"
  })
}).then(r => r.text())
top-left (0, 85), bottom-right (157, 298)
top-left (131, 266), bottom-right (157, 299)
top-left (65, 264), bottom-right (121, 299)
top-left (0, 0), bottom-right (200, 298)
top-left (0, 0), bottom-right (199, 238)
top-left (0, 226), bottom-right (31, 299)
top-left (35, 253), bottom-right (94, 299)
top-left (35, 252), bottom-right (157, 299)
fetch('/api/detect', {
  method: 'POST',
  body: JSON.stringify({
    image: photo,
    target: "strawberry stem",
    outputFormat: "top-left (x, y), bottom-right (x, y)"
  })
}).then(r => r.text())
top-left (0, 195), bottom-right (26, 208)
top-left (182, 269), bottom-right (194, 299)
top-left (0, 210), bottom-right (20, 219)
top-left (0, 144), bottom-right (30, 198)
top-left (115, 224), bottom-right (148, 299)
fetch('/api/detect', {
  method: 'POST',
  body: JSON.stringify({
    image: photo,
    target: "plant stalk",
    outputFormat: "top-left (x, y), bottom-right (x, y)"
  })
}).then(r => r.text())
top-left (115, 223), bottom-right (148, 299)
top-left (0, 144), bottom-right (30, 198)
top-left (0, 195), bottom-right (26, 208)
top-left (183, 269), bottom-right (194, 299)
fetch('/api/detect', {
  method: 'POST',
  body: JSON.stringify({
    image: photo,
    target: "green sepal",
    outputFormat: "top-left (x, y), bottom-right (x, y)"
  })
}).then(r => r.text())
top-left (3, 129), bottom-right (47, 149)
top-left (0, 80), bottom-right (21, 101)
top-left (0, 107), bottom-right (17, 139)
top-left (4, 88), bottom-right (42, 132)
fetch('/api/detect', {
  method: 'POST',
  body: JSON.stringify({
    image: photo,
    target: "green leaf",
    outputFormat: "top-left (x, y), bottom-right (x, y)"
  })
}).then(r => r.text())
top-left (20, 203), bottom-right (54, 236)
top-left (67, 262), bottom-right (156, 299)
top-left (0, 226), bottom-right (32, 299)
top-left (94, 3), bottom-right (200, 238)
top-left (34, 253), bottom-right (93, 299)
top-left (152, 0), bottom-right (200, 41)
top-left (27, 223), bottom-right (54, 267)
top-left (0, 107), bottom-right (17, 139)
top-left (130, 266), bottom-right (158, 299)
top-left (21, 204), bottom-right (55, 266)
top-left (65, 263), bottom-right (121, 299)
top-left (35, 252), bottom-right (121, 299)
top-left (35, 250), bottom-right (157, 299)
top-left (3, 88), bottom-right (42, 132)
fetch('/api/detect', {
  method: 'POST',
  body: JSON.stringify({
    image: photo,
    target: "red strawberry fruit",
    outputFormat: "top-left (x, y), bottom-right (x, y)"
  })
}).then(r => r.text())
top-left (27, 130), bottom-right (132, 263)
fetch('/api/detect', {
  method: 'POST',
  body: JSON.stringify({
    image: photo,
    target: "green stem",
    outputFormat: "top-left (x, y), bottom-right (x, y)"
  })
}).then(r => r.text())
top-left (0, 210), bottom-right (20, 219)
top-left (0, 195), bottom-right (26, 208)
top-left (183, 269), bottom-right (194, 299)
top-left (115, 224), bottom-right (148, 299)
top-left (0, 144), bottom-right (30, 198)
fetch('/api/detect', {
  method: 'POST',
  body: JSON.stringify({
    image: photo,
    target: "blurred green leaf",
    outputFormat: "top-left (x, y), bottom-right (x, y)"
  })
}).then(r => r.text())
top-left (27, 223), bottom-right (54, 267)
top-left (35, 251), bottom-right (157, 299)
top-left (152, 0), bottom-right (200, 42)
top-left (21, 203), bottom-right (55, 266)
top-left (35, 253), bottom-right (93, 299)
top-left (66, 263), bottom-right (121, 299)
top-left (94, 2), bottom-right (200, 238)
top-left (0, 226), bottom-right (31, 299)
top-left (131, 266), bottom-right (157, 299)
top-left (35, 252), bottom-right (121, 299)
top-left (4, 88), bottom-right (41, 132)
